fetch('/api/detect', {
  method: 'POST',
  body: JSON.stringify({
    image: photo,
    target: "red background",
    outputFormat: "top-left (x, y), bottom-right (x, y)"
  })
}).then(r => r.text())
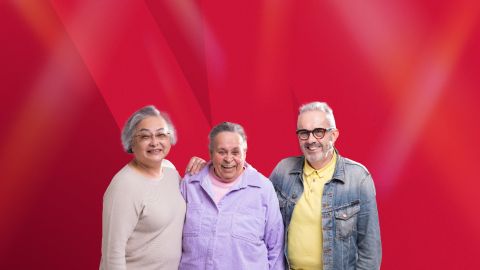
top-left (1, 1), bottom-right (480, 269)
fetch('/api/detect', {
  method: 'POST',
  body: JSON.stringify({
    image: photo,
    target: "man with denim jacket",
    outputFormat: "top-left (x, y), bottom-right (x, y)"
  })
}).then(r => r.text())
top-left (270, 101), bottom-right (382, 270)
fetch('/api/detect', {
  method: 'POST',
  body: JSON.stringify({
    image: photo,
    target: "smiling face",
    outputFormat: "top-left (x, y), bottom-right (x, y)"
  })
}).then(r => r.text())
top-left (210, 131), bottom-right (246, 182)
top-left (297, 110), bottom-right (339, 170)
top-left (131, 116), bottom-right (171, 167)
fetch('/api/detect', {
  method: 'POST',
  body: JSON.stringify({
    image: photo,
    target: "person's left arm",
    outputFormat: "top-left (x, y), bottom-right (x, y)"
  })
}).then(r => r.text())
top-left (263, 182), bottom-right (285, 270)
top-left (356, 173), bottom-right (382, 270)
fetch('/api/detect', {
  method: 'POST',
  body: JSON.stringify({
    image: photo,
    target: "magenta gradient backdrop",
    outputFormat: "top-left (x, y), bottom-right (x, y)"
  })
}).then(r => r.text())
top-left (1, 1), bottom-right (480, 269)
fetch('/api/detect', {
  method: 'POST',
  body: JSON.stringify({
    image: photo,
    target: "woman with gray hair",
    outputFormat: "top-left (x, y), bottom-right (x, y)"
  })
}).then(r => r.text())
top-left (100, 105), bottom-right (186, 270)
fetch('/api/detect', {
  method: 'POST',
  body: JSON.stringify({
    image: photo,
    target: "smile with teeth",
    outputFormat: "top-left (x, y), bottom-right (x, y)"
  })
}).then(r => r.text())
top-left (221, 164), bottom-right (236, 169)
top-left (147, 149), bottom-right (162, 154)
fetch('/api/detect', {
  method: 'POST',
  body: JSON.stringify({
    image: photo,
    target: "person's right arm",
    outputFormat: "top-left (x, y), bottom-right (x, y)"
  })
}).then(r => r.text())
top-left (184, 156), bottom-right (207, 176)
top-left (101, 182), bottom-right (139, 270)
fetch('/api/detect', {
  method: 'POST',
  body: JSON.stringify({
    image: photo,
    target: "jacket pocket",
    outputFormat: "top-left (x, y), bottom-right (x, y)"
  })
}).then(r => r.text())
top-left (231, 213), bottom-right (264, 244)
top-left (334, 200), bottom-right (360, 239)
top-left (183, 203), bottom-right (203, 236)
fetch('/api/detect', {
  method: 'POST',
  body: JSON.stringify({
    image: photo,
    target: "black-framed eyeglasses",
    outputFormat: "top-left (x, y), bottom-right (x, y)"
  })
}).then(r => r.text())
top-left (296, 127), bottom-right (335, 140)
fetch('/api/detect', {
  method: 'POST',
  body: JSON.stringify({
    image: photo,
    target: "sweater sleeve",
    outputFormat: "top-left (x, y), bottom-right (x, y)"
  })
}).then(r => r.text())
top-left (100, 178), bottom-right (142, 270)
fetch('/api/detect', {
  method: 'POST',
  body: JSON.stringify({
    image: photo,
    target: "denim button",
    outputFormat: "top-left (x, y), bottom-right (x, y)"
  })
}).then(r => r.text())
top-left (292, 194), bottom-right (297, 199)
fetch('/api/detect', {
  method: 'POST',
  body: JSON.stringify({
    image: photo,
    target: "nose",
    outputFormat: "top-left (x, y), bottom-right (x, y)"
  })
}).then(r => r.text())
top-left (306, 132), bottom-right (318, 143)
top-left (224, 153), bottom-right (233, 162)
top-left (149, 136), bottom-right (160, 146)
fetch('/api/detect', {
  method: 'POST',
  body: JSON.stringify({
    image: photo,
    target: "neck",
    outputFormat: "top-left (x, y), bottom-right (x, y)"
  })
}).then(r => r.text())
top-left (130, 158), bottom-right (163, 178)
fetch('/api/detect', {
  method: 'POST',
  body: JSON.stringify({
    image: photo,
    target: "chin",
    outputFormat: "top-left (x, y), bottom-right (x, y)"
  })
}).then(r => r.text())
top-left (146, 157), bottom-right (164, 163)
top-left (306, 154), bottom-right (325, 164)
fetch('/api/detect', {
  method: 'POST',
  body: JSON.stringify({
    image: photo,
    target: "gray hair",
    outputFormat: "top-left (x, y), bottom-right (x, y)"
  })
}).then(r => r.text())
top-left (121, 105), bottom-right (177, 153)
top-left (298, 101), bottom-right (336, 128)
top-left (208, 122), bottom-right (247, 153)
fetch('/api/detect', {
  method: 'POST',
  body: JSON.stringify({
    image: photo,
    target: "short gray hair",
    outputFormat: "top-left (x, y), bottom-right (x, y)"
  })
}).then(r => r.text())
top-left (121, 105), bottom-right (177, 153)
top-left (208, 122), bottom-right (247, 153)
top-left (299, 101), bottom-right (336, 128)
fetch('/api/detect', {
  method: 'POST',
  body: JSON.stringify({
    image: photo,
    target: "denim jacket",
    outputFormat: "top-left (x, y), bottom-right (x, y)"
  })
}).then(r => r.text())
top-left (269, 151), bottom-right (382, 270)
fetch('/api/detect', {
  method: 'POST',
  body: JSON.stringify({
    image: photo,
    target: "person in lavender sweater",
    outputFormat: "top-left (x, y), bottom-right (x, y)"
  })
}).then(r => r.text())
top-left (179, 122), bottom-right (285, 270)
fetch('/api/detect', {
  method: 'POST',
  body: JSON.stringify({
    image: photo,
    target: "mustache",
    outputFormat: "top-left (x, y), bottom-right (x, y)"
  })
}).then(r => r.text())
top-left (304, 141), bottom-right (324, 148)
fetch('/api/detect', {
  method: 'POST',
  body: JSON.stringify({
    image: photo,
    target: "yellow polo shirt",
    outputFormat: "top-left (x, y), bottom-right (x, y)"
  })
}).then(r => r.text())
top-left (288, 153), bottom-right (337, 270)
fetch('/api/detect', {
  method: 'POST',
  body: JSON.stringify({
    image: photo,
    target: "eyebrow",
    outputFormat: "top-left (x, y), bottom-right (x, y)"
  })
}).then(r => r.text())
top-left (217, 147), bottom-right (241, 151)
top-left (137, 128), bottom-right (168, 133)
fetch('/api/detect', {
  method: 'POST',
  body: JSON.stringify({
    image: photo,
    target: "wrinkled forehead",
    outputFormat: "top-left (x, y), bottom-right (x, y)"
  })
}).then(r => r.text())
top-left (212, 131), bottom-right (246, 149)
top-left (297, 110), bottom-right (328, 129)
top-left (136, 116), bottom-right (169, 132)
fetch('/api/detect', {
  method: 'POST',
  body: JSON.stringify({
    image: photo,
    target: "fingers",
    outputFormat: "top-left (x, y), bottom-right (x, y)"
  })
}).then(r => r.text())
top-left (191, 157), bottom-right (207, 174)
top-left (185, 156), bottom-right (207, 175)
top-left (185, 158), bottom-right (195, 174)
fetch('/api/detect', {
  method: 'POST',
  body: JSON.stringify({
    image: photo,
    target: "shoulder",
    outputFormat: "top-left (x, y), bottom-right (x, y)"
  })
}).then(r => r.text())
top-left (276, 156), bottom-right (303, 167)
top-left (242, 166), bottom-right (279, 207)
top-left (162, 159), bottom-right (176, 170)
top-left (163, 165), bottom-right (181, 184)
top-left (246, 168), bottom-right (269, 185)
top-left (269, 156), bottom-right (303, 183)
top-left (104, 165), bottom-right (144, 201)
top-left (107, 165), bottom-right (140, 190)
top-left (180, 165), bottom-right (208, 188)
top-left (339, 156), bottom-right (370, 176)
top-left (244, 165), bottom-right (275, 191)
top-left (336, 155), bottom-right (376, 194)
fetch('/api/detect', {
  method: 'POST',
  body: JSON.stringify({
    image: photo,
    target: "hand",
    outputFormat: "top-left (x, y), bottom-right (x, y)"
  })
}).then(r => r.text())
top-left (185, 156), bottom-right (207, 175)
